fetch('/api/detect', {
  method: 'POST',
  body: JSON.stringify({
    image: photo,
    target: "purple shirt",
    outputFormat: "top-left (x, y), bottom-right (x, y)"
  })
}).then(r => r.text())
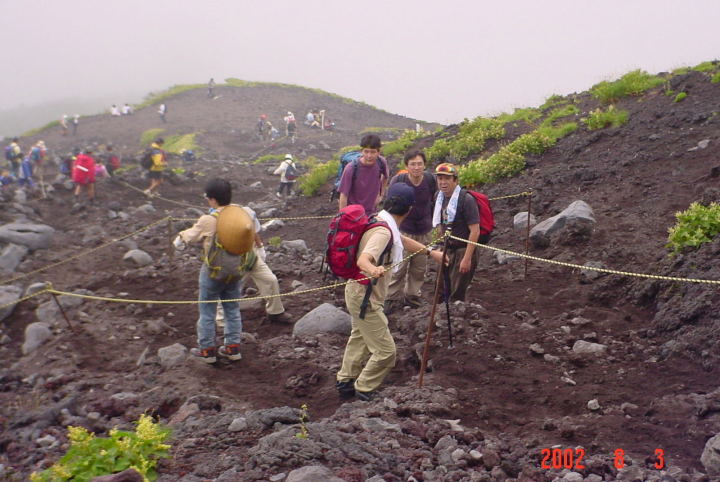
top-left (338, 156), bottom-right (388, 215)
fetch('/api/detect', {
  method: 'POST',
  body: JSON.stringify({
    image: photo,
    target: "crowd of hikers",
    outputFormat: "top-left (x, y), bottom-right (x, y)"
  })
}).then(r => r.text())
top-left (173, 133), bottom-right (494, 403)
top-left (256, 108), bottom-right (334, 144)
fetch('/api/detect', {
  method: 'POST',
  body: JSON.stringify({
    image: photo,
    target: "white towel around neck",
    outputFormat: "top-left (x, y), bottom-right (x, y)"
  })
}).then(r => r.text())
top-left (376, 210), bottom-right (404, 273)
top-left (432, 185), bottom-right (462, 227)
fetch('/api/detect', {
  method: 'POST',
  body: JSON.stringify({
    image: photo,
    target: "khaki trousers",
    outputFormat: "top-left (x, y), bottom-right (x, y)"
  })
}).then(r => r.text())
top-left (387, 232), bottom-right (431, 301)
top-left (243, 255), bottom-right (284, 315)
top-left (337, 283), bottom-right (396, 393)
top-left (445, 246), bottom-right (479, 302)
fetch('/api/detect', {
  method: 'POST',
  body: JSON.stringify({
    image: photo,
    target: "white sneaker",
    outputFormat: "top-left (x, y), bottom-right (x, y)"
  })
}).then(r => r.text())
top-left (275, 192), bottom-right (282, 198)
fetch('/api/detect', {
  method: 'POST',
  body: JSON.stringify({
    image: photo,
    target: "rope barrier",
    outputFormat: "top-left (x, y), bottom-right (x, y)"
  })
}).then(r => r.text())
top-left (488, 191), bottom-right (532, 201)
top-left (117, 180), bottom-right (205, 210)
top-left (17, 236), bottom-right (442, 307)
top-left (0, 217), bottom-right (171, 286)
top-left (449, 234), bottom-right (720, 285)
top-left (0, 288), bottom-right (52, 311)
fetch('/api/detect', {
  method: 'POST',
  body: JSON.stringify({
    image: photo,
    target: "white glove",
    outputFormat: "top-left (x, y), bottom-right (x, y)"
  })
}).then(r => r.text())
top-left (173, 235), bottom-right (186, 251)
top-left (257, 246), bottom-right (267, 261)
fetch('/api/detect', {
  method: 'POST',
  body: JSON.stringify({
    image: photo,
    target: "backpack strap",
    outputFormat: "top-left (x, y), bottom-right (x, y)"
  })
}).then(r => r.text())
top-left (358, 222), bottom-right (393, 319)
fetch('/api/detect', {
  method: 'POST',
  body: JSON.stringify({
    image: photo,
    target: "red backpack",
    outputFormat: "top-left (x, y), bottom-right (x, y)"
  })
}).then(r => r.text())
top-left (462, 189), bottom-right (495, 236)
top-left (325, 205), bottom-right (392, 286)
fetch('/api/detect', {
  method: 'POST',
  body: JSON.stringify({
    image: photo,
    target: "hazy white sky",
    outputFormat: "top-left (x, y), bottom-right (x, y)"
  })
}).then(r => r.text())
top-left (1, 0), bottom-right (719, 123)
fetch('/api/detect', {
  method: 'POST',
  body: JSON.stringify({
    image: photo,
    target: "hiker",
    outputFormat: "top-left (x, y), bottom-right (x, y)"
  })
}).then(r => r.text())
top-left (181, 149), bottom-right (196, 163)
top-left (284, 111), bottom-right (297, 142)
top-left (110, 104), bottom-right (121, 116)
top-left (30, 141), bottom-right (47, 167)
top-left (104, 144), bottom-right (121, 177)
top-left (305, 111), bottom-right (315, 126)
top-left (173, 178), bottom-right (252, 363)
top-left (122, 103), bottom-right (133, 115)
top-left (432, 162), bottom-right (482, 301)
top-left (273, 154), bottom-right (297, 198)
top-left (256, 115), bottom-right (268, 141)
top-left (386, 150), bottom-right (438, 312)
top-left (335, 183), bottom-right (445, 401)
top-left (60, 115), bottom-right (69, 136)
top-left (5, 138), bottom-right (22, 178)
top-left (158, 103), bottom-right (167, 123)
top-left (143, 137), bottom-right (167, 197)
top-left (337, 134), bottom-right (389, 215)
top-left (208, 78), bottom-right (215, 98)
top-left (0, 170), bottom-right (14, 188)
top-left (72, 147), bottom-right (96, 202)
top-left (72, 114), bottom-right (79, 135)
top-left (18, 154), bottom-right (34, 189)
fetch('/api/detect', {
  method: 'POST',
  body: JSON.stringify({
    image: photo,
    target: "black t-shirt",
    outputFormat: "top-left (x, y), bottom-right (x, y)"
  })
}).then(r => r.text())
top-left (439, 189), bottom-right (480, 242)
top-left (390, 172), bottom-right (437, 235)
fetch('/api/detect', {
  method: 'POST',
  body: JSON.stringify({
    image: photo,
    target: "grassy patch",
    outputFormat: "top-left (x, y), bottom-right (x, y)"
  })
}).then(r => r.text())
top-left (713, 72), bottom-right (720, 84)
top-left (497, 107), bottom-right (542, 125)
top-left (254, 154), bottom-right (285, 164)
top-left (583, 106), bottom-right (629, 130)
top-left (539, 94), bottom-right (567, 111)
top-left (667, 202), bottom-right (720, 253)
top-left (135, 84), bottom-right (204, 110)
top-left (298, 159), bottom-right (339, 196)
top-left (140, 128), bottom-right (166, 146)
top-left (164, 133), bottom-right (199, 154)
top-left (21, 120), bottom-right (60, 137)
top-left (268, 236), bottom-right (282, 247)
top-left (692, 61), bottom-right (717, 73)
top-left (591, 69), bottom-right (665, 103)
top-left (382, 130), bottom-right (424, 158)
top-left (674, 92), bottom-right (687, 103)
top-left (359, 126), bottom-right (406, 135)
top-left (426, 117), bottom-right (505, 163)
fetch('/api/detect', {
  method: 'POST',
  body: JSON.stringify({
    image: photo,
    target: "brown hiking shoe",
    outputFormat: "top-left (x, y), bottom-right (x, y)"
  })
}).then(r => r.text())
top-left (190, 347), bottom-right (217, 364)
top-left (218, 344), bottom-right (242, 361)
top-left (268, 312), bottom-right (293, 324)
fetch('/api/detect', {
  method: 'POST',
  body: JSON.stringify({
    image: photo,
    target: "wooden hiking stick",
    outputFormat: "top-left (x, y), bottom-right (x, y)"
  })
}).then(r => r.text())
top-left (524, 193), bottom-right (532, 279)
top-left (418, 231), bottom-right (450, 388)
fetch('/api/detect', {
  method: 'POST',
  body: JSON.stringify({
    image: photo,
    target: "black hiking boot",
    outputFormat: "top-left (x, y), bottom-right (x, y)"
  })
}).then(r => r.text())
top-left (355, 390), bottom-right (376, 402)
top-left (336, 380), bottom-right (356, 398)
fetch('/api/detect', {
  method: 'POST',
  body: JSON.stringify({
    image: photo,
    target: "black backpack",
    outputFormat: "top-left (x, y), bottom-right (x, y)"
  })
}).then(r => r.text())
top-left (140, 149), bottom-right (153, 170)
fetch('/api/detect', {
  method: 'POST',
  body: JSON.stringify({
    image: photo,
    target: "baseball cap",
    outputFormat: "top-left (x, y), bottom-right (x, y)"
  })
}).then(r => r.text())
top-left (435, 163), bottom-right (458, 177)
top-left (386, 182), bottom-right (415, 208)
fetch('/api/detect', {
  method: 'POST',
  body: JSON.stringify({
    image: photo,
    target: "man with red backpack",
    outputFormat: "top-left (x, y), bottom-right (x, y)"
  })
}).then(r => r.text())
top-left (432, 162), bottom-right (494, 302)
top-left (332, 183), bottom-right (444, 401)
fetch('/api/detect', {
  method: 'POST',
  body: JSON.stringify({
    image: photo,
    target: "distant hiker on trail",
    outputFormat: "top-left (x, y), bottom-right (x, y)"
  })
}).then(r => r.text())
top-left (72, 147), bottom-right (96, 202)
top-left (273, 153), bottom-right (297, 198)
top-left (0, 171), bottom-right (14, 188)
top-left (305, 110), bottom-right (318, 127)
top-left (72, 114), bottom-right (79, 135)
top-left (158, 103), bottom-right (167, 123)
top-left (208, 78), bottom-right (215, 98)
top-left (18, 154), bottom-right (35, 189)
top-left (5, 138), bottom-right (22, 178)
top-left (110, 104), bottom-right (121, 116)
top-left (60, 115), bottom-right (69, 136)
top-left (103, 144), bottom-right (121, 177)
top-left (337, 134), bottom-right (389, 215)
top-left (122, 103), bottom-right (133, 115)
top-left (30, 141), bottom-right (47, 167)
top-left (174, 178), bottom-right (252, 364)
top-left (268, 122), bottom-right (280, 141)
top-left (334, 183), bottom-right (445, 401)
top-left (144, 137), bottom-right (167, 197)
top-left (385, 150), bottom-right (438, 313)
top-left (284, 111), bottom-right (297, 143)
top-left (257, 114), bottom-right (268, 141)
top-left (181, 149), bottom-right (196, 163)
top-left (432, 162), bottom-right (482, 302)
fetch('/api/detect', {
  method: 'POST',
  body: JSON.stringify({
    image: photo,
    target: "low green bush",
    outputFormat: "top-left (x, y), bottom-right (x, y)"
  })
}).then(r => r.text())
top-left (692, 61), bottom-right (717, 73)
top-left (135, 84), bottom-right (204, 109)
top-left (140, 128), bottom-right (166, 146)
top-left (667, 202), bottom-right (720, 253)
top-left (31, 415), bottom-right (170, 481)
top-left (497, 107), bottom-right (542, 125)
top-left (254, 154), bottom-right (285, 164)
top-left (426, 117), bottom-right (505, 163)
top-left (164, 133), bottom-right (199, 154)
top-left (539, 94), bottom-right (567, 111)
top-left (298, 159), bottom-right (339, 196)
top-left (713, 72), bottom-right (720, 84)
top-left (21, 120), bottom-right (60, 137)
top-left (359, 126), bottom-right (405, 135)
top-left (382, 130), bottom-right (424, 158)
top-left (674, 92), bottom-right (687, 103)
top-left (591, 69), bottom-right (664, 103)
top-left (583, 106), bottom-right (629, 130)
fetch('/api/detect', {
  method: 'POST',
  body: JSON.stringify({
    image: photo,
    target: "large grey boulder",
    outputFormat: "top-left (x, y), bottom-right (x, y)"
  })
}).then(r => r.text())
top-left (0, 223), bottom-right (55, 250)
top-left (530, 201), bottom-right (595, 248)
top-left (262, 219), bottom-right (285, 231)
top-left (702, 433), bottom-right (720, 476)
top-left (572, 340), bottom-right (607, 355)
top-left (281, 239), bottom-right (309, 254)
top-left (286, 465), bottom-right (344, 482)
top-left (157, 343), bottom-right (187, 369)
top-left (0, 285), bottom-right (22, 321)
top-left (22, 322), bottom-right (52, 354)
top-left (0, 243), bottom-right (28, 275)
top-left (293, 303), bottom-right (351, 337)
top-left (123, 249), bottom-right (153, 267)
top-left (513, 212), bottom-right (537, 231)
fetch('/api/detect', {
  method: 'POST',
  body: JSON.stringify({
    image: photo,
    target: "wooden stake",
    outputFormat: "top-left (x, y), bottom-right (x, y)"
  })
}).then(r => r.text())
top-left (524, 193), bottom-right (532, 279)
top-left (51, 293), bottom-right (74, 330)
top-left (167, 218), bottom-right (174, 262)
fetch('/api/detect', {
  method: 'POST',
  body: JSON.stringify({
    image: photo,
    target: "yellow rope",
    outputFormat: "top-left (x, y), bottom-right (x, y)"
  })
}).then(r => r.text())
top-left (0, 288), bottom-right (51, 310)
top-left (488, 191), bottom-right (532, 201)
top-left (0, 217), bottom-right (170, 285)
top-left (449, 234), bottom-right (720, 285)
top-left (117, 180), bottom-right (205, 210)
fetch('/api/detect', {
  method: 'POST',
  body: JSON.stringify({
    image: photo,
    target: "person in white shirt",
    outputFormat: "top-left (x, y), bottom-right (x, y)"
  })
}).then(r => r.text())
top-left (273, 154), bottom-right (297, 198)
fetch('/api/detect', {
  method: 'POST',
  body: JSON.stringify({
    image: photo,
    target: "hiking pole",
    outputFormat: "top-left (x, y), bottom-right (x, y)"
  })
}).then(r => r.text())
top-left (418, 230), bottom-right (450, 388)
top-left (524, 192), bottom-right (532, 279)
top-left (442, 240), bottom-right (454, 348)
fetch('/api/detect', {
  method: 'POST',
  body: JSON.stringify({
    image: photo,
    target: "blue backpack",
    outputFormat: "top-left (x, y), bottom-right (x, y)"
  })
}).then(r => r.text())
top-left (5, 145), bottom-right (16, 161)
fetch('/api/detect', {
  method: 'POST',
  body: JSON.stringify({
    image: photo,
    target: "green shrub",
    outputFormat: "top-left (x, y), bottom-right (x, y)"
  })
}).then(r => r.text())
top-left (539, 95), bottom-right (567, 111)
top-left (359, 126), bottom-right (405, 135)
top-left (671, 67), bottom-right (690, 75)
top-left (21, 120), bottom-right (60, 137)
top-left (135, 84), bottom-right (204, 109)
top-left (692, 61), bottom-right (716, 73)
top-left (140, 128), bottom-right (166, 146)
top-left (254, 154), bottom-right (285, 164)
top-left (382, 130), bottom-right (425, 158)
top-left (583, 106), bottom-right (629, 130)
top-left (712, 72), bottom-right (720, 84)
top-left (591, 69), bottom-right (665, 103)
top-left (537, 122), bottom-right (578, 140)
top-left (31, 414), bottom-right (170, 481)
top-left (426, 117), bottom-right (505, 162)
top-left (542, 104), bottom-right (580, 126)
top-left (298, 159), bottom-right (339, 196)
top-left (674, 92), bottom-right (687, 103)
top-left (164, 133), bottom-right (199, 154)
top-left (497, 107), bottom-right (542, 125)
top-left (667, 202), bottom-right (720, 253)
top-left (268, 236), bottom-right (281, 247)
